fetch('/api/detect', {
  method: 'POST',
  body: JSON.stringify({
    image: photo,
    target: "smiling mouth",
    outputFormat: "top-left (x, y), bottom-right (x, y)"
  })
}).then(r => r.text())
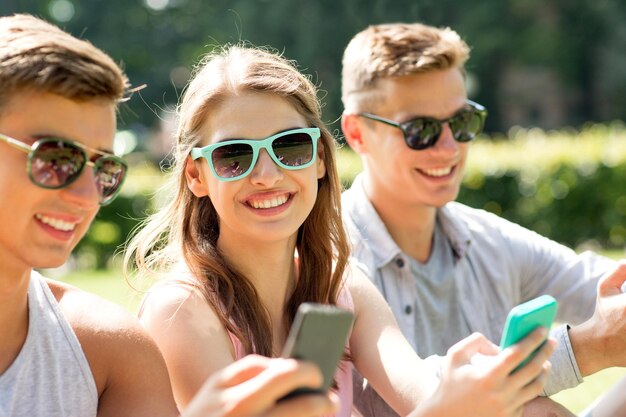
top-left (35, 214), bottom-right (77, 232)
top-left (247, 194), bottom-right (290, 209)
top-left (419, 166), bottom-right (454, 177)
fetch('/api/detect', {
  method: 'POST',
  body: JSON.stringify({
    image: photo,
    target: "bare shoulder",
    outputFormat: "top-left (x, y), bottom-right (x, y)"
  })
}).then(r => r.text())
top-left (46, 279), bottom-right (178, 417)
top-left (139, 280), bottom-right (236, 407)
top-left (138, 281), bottom-right (232, 359)
top-left (47, 279), bottom-right (142, 333)
top-left (139, 281), bottom-right (225, 339)
top-left (343, 262), bottom-right (394, 319)
top-left (343, 262), bottom-right (379, 300)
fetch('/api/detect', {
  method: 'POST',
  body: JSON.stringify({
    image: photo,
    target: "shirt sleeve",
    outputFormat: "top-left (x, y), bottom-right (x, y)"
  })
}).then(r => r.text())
top-left (543, 324), bottom-right (583, 396)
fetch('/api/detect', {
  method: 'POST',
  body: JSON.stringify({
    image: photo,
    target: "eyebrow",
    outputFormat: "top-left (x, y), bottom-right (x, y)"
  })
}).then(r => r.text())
top-left (34, 133), bottom-right (115, 155)
top-left (216, 126), bottom-right (304, 144)
top-left (401, 102), bottom-right (469, 123)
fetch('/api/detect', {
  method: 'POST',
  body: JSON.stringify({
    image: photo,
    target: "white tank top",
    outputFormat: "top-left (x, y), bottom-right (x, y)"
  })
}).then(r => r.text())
top-left (0, 272), bottom-right (98, 416)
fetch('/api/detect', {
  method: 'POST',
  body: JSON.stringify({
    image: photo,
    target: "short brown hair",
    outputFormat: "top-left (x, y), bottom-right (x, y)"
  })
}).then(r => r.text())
top-left (341, 22), bottom-right (470, 112)
top-left (0, 14), bottom-right (129, 109)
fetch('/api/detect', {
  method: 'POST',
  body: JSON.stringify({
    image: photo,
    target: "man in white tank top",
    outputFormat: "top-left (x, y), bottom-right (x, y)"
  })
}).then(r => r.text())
top-left (0, 14), bottom-right (338, 417)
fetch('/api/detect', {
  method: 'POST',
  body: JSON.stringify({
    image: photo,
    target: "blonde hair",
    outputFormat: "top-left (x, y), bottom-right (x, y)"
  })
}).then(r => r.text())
top-left (0, 14), bottom-right (128, 109)
top-left (342, 22), bottom-right (470, 113)
top-left (125, 45), bottom-right (350, 356)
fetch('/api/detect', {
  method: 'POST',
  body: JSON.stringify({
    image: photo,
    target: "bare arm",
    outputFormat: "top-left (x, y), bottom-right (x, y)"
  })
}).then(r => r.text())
top-left (139, 284), bottom-right (236, 408)
top-left (347, 265), bottom-right (438, 414)
top-left (57, 283), bottom-right (180, 417)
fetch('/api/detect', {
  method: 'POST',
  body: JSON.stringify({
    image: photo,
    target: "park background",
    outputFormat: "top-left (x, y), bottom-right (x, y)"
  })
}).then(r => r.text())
top-left (4, 0), bottom-right (626, 413)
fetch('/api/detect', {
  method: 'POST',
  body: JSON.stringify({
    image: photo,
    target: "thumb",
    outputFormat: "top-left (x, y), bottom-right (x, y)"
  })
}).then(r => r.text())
top-left (598, 261), bottom-right (626, 297)
top-left (447, 332), bottom-right (498, 366)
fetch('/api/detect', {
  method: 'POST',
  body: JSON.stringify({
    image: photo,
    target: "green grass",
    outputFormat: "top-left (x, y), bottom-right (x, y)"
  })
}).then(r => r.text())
top-left (552, 367), bottom-right (626, 413)
top-left (43, 267), bottom-right (143, 313)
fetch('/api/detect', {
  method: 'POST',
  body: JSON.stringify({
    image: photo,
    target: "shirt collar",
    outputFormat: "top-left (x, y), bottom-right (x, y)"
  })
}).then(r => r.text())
top-left (342, 174), bottom-right (403, 269)
top-left (343, 174), bottom-right (473, 266)
top-left (436, 202), bottom-right (473, 261)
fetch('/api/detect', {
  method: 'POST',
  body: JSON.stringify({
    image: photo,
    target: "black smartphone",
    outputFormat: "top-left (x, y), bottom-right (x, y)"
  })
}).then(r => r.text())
top-left (279, 302), bottom-right (354, 400)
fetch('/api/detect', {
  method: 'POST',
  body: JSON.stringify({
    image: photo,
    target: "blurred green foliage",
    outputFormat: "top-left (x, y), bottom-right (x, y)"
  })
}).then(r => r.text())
top-left (3, 0), bottom-right (626, 133)
top-left (340, 122), bottom-right (626, 251)
top-left (73, 123), bottom-right (626, 269)
top-left (460, 122), bottom-right (626, 249)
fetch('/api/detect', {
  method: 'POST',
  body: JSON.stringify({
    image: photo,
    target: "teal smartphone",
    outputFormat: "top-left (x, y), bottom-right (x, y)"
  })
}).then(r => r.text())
top-left (279, 303), bottom-right (354, 400)
top-left (499, 295), bottom-right (558, 369)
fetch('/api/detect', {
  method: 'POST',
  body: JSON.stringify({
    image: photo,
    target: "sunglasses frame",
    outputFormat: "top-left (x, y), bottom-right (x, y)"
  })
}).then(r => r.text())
top-left (358, 99), bottom-right (488, 150)
top-left (0, 132), bottom-right (128, 206)
top-left (191, 127), bottom-right (321, 182)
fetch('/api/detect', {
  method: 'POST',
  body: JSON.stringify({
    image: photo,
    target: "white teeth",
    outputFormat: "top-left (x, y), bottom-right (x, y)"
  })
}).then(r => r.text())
top-left (422, 167), bottom-right (453, 177)
top-left (35, 214), bottom-right (76, 232)
top-left (249, 195), bottom-right (289, 209)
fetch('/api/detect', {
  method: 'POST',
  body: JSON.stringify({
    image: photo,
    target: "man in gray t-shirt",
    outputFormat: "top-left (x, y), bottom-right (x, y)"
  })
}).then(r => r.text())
top-left (340, 22), bottom-right (626, 417)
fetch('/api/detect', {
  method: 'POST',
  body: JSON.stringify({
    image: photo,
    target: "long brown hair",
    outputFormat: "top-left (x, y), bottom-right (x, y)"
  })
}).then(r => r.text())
top-left (125, 45), bottom-right (350, 356)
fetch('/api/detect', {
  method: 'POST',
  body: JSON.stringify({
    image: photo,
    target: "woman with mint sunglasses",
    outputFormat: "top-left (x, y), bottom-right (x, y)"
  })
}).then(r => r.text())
top-left (125, 45), bottom-right (554, 417)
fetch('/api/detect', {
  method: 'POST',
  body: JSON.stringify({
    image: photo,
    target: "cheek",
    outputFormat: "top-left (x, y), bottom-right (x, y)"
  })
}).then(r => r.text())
top-left (316, 157), bottom-right (326, 179)
top-left (75, 210), bottom-right (99, 240)
top-left (206, 181), bottom-right (237, 216)
top-left (384, 146), bottom-right (411, 169)
top-left (305, 172), bottom-right (321, 205)
top-left (455, 144), bottom-right (469, 168)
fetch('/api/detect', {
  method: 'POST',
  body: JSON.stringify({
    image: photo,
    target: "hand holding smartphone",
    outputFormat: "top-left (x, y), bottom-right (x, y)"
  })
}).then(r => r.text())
top-left (279, 302), bottom-right (354, 400)
top-left (500, 295), bottom-right (558, 370)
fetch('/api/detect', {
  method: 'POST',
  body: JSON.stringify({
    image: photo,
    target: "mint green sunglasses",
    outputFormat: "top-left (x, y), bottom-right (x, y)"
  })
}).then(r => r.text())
top-left (191, 127), bottom-right (320, 182)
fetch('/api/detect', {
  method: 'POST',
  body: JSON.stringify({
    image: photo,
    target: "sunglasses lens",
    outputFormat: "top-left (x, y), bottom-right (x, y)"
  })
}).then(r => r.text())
top-left (272, 133), bottom-right (314, 167)
top-left (94, 157), bottom-right (127, 204)
top-left (405, 120), bottom-right (441, 150)
top-left (450, 109), bottom-right (485, 142)
top-left (211, 143), bottom-right (254, 179)
top-left (30, 140), bottom-right (86, 188)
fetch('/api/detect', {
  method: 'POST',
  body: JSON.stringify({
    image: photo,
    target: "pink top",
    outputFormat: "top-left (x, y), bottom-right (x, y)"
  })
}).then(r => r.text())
top-left (227, 286), bottom-right (356, 417)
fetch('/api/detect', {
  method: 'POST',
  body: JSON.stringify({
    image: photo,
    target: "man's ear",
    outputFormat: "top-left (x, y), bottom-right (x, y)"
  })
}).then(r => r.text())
top-left (341, 113), bottom-right (368, 154)
top-left (184, 156), bottom-right (209, 197)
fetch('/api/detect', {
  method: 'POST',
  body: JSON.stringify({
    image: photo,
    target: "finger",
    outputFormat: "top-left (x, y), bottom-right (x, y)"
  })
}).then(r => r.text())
top-left (494, 328), bottom-right (548, 375)
top-left (261, 392), bottom-right (340, 417)
top-left (508, 339), bottom-right (555, 389)
top-left (598, 262), bottom-right (626, 297)
top-left (212, 355), bottom-right (273, 388)
top-left (223, 359), bottom-right (324, 413)
top-left (447, 333), bottom-right (498, 365)
top-left (509, 364), bottom-right (550, 410)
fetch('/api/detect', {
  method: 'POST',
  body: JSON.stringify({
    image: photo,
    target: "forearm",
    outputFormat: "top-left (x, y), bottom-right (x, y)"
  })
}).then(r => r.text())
top-left (568, 320), bottom-right (607, 377)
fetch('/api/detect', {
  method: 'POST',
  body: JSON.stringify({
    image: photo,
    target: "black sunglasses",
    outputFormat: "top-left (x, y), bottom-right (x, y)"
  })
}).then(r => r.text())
top-left (358, 99), bottom-right (487, 150)
top-left (0, 133), bottom-right (127, 206)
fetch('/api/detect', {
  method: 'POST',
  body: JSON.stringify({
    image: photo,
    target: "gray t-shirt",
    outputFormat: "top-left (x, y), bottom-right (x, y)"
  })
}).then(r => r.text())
top-left (0, 272), bottom-right (98, 417)
top-left (394, 221), bottom-right (470, 357)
